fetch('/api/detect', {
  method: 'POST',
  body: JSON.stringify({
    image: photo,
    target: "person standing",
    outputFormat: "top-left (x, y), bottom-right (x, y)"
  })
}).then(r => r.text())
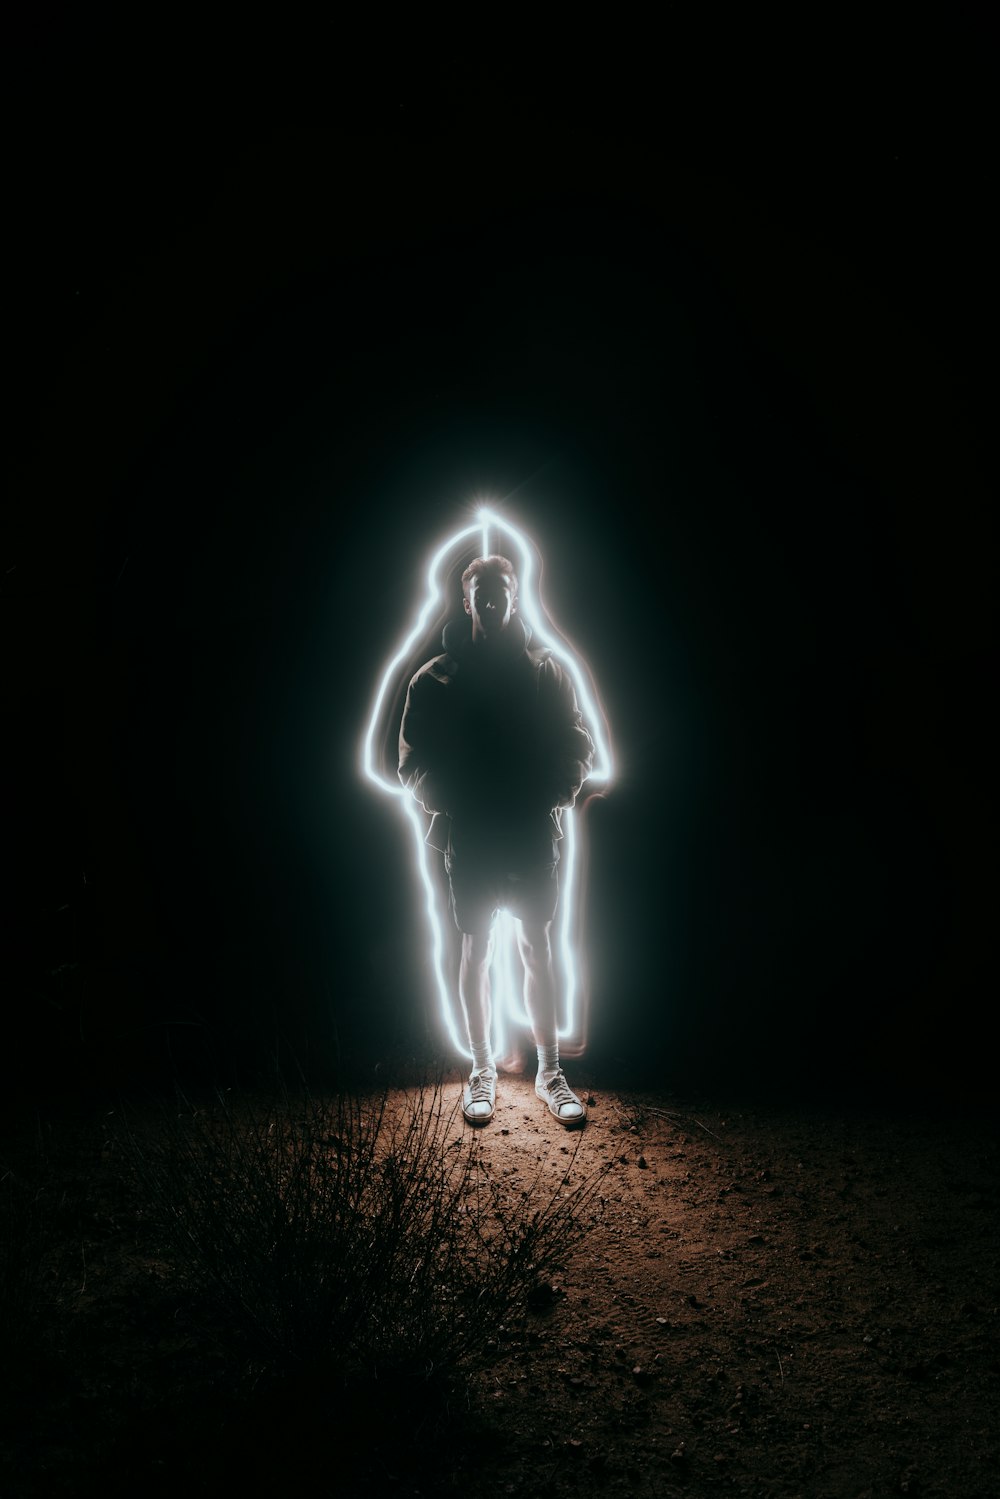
top-left (398, 554), bottom-right (595, 1125)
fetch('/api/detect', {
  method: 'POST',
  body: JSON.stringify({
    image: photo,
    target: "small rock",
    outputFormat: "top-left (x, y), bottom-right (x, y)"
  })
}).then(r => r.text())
top-left (638, 1156), bottom-right (648, 1169)
top-left (527, 1281), bottom-right (561, 1311)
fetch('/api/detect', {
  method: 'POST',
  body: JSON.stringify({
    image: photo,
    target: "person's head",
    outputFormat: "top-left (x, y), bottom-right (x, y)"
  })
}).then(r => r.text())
top-left (461, 555), bottom-right (519, 642)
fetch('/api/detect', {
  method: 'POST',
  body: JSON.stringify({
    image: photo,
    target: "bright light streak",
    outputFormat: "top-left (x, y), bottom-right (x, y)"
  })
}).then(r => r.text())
top-left (360, 505), bottom-right (612, 1062)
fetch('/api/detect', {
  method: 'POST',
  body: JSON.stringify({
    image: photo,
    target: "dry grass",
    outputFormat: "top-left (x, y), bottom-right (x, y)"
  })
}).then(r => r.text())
top-left (109, 1072), bottom-right (611, 1392)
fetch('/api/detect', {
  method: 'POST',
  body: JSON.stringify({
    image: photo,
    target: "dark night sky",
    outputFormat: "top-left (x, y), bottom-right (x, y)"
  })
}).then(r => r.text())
top-left (4, 47), bottom-right (996, 1109)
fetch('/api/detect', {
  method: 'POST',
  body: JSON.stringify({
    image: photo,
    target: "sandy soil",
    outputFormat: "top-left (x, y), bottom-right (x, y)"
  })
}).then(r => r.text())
top-left (2, 1070), bottom-right (997, 1498)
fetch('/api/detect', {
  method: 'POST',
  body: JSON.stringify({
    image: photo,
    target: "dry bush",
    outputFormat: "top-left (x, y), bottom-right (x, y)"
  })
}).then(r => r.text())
top-left (113, 1075), bottom-right (609, 1390)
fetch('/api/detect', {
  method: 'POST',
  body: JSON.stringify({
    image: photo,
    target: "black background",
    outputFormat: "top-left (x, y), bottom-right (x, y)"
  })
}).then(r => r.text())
top-left (4, 38), bottom-right (995, 1110)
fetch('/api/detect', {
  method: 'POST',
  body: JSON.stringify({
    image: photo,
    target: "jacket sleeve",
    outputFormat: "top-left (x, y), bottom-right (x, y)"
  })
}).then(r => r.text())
top-left (546, 662), bottom-right (595, 808)
top-left (397, 671), bottom-right (450, 814)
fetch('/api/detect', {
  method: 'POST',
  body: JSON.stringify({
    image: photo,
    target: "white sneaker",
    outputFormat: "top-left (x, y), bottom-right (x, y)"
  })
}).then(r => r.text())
top-left (535, 1069), bottom-right (587, 1126)
top-left (463, 1068), bottom-right (497, 1123)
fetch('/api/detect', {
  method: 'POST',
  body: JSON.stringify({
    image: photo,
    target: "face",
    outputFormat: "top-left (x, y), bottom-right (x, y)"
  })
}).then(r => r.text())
top-left (464, 571), bottom-right (516, 641)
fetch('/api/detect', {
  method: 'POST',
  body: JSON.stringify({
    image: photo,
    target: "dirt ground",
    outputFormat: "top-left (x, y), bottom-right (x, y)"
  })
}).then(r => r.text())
top-left (2, 1068), bottom-right (998, 1499)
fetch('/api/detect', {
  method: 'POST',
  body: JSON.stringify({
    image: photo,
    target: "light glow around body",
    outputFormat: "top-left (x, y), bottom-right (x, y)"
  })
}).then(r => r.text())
top-left (361, 506), bottom-right (612, 1063)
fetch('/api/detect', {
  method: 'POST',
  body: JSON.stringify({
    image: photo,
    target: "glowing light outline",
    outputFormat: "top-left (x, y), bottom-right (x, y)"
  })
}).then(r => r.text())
top-left (361, 505), bottom-right (612, 1061)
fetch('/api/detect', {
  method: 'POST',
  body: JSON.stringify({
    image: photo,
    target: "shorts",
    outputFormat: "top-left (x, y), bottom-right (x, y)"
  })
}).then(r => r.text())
top-left (445, 845), bottom-right (560, 935)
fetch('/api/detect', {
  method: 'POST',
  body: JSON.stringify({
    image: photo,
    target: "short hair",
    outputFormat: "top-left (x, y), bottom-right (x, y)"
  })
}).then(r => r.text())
top-left (461, 554), bottom-right (518, 601)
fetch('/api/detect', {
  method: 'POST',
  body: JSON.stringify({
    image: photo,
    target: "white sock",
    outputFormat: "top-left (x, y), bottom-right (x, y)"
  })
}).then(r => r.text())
top-left (471, 1041), bottom-right (495, 1075)
top-left (536, 1043), bottom-right (559, 1080)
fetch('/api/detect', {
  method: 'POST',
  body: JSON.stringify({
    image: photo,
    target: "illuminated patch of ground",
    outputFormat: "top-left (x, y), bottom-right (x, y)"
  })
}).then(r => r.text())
top-left (2, 1076), bottom-right (996, 1497)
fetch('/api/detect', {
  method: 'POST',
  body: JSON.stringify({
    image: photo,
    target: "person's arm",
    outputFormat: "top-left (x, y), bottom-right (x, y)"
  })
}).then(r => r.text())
top-left (544, 663), bottom-right (595, 809)
top-left (398, 672), bottom-right (452, 814)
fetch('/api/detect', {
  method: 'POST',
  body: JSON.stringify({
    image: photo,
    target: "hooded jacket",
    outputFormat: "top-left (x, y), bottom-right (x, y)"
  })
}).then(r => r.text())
top-left (398, 615), bottom-right (595, 856)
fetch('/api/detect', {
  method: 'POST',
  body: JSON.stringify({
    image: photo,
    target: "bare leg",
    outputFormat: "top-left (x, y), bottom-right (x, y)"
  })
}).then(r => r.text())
top-left (515, 918), bottom-right (558, 1047)
top-left (518, 917), bottom-right (586, 1125)
top-left (459, 929), bottom-right (494, 1056)
top-left (459, 928), bottom-right (497, 1122)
